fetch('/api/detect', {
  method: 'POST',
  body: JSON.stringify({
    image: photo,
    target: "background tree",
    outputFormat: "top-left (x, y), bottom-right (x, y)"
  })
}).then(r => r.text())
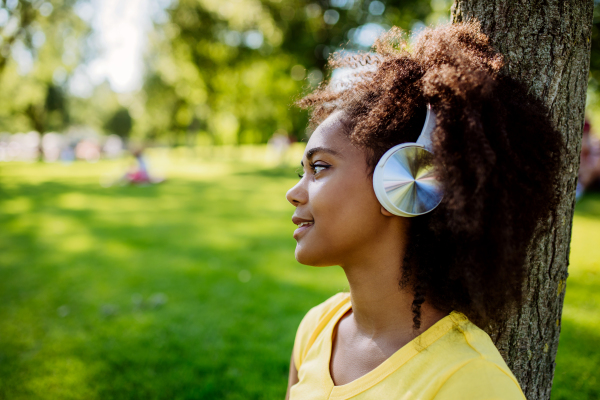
top-left (0, 0), bottom-right (37, 75)
top-left (0, 0), bottom-right (89, 133)
top-left (451, 1), bottom-right (593, 399)
top-left (139, 0), bottom-right (443, 145)
top-left (104, 107), bottom-right (133, 139)
top-left (4, 0), bottom-right (600, 147)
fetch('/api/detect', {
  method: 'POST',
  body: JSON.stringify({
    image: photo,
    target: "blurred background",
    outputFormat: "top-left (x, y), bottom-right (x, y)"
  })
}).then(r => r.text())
top-left (0, 0), bottom-right (599, 399)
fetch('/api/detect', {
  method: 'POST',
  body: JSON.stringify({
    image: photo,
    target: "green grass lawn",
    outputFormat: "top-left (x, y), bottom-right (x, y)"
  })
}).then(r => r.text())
top-left (552, 192), bottom-right (600, 400)
top-left (0, 153), bottom-right (598, 399)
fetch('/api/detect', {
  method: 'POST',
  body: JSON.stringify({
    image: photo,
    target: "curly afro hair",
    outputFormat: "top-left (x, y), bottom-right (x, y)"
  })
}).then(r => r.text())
top-left (297, 22), bottom-right (563, 329)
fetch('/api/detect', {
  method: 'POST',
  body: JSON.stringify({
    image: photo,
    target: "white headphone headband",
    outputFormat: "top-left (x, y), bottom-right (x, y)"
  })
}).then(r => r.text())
top-left (415, 106), bottom-right (436, 151)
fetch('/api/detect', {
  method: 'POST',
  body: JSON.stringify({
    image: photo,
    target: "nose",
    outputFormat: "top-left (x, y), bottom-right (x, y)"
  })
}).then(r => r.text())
top-left (286, 179), bottom-right (308, 207)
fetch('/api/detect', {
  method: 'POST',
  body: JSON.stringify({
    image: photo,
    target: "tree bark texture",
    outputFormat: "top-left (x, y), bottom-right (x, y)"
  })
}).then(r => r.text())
top-left (451, 1), bottom-right (593, 399)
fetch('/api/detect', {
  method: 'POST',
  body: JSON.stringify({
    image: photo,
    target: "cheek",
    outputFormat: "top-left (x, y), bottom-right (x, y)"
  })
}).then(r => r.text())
top-left (315, 182), bottom-right (375, 225)
top-left (315, 171), bottom-right (380, 222)
top-left (297, 173), bottom-right (383, 263)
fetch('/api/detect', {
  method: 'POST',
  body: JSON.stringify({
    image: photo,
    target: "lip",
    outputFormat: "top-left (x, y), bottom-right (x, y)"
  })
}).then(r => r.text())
top-left (292, 215), bottom-right (314, 240)
top-left (293, 222), bottom-right (314, 240)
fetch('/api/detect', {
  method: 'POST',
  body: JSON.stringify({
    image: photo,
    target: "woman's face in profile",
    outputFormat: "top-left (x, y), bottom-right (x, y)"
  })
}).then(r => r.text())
top-left (286, 111), bottom-right (396, 267)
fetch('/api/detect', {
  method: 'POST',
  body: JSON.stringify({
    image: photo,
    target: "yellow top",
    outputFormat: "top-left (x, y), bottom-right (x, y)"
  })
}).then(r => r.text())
top-left (290, 293), bottom-right (526, 400)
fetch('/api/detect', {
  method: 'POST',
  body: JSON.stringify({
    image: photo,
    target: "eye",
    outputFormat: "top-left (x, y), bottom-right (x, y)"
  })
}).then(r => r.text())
top-left (313, 165), bottom-right (327, 174)
top-left (310, 162), bottom-right (329, 176)
top-left (296, 166), bottom-right (304, 179)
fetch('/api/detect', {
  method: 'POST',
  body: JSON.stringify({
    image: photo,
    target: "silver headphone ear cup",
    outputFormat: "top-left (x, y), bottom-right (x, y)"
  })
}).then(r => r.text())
top-left (373, 144), bottom-right (443, 217)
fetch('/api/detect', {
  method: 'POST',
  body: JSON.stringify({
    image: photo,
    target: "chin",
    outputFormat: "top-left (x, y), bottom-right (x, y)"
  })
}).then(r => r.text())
top-left (294, 244), bottom-right (337, 267)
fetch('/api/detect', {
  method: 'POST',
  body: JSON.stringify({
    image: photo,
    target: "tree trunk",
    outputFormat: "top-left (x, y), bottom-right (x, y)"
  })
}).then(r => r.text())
top-left (451, 1), bottom-right (593, 399)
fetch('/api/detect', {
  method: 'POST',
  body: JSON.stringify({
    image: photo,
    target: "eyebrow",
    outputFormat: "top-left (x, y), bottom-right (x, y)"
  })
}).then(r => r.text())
top-left (302, 147), bottom-right (342, 165)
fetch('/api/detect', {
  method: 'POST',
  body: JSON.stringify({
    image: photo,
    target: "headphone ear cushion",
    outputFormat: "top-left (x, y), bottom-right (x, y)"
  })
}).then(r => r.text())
top-left (373, 144), bottom-right (443, 217)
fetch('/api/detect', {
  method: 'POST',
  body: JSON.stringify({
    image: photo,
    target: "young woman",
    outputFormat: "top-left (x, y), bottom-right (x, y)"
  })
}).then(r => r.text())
top-left (284, 23), bottom-right (562, 399)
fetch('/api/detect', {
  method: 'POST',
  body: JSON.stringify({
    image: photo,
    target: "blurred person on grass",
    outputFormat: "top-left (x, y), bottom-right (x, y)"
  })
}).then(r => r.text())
top-left (117, 147), bottom-right (164, 186)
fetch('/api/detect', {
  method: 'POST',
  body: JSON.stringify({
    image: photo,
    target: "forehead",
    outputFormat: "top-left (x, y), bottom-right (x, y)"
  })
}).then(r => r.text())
top-left (305, 112), bottom-right (353, 155)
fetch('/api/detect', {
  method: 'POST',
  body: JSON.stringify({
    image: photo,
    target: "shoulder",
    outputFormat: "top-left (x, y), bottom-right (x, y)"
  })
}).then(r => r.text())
top-left (434, 358), bottom-right (525, 400)
top-left (434, 313), bottom-right (525, 400)
top-left (292, 292), bottom-right (350, 371)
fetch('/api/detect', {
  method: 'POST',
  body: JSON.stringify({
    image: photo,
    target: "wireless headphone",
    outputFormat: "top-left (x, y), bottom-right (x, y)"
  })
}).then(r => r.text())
top-left (373, 106), bottom-right (443, 217)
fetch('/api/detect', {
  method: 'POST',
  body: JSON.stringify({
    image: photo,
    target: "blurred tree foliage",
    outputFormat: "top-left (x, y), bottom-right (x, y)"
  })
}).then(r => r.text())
top-left (0, 0), bottom-right (90, 133)
top-left (139, 0), bottom-right (445, 145)
top-left (3, 0), bottom-right (600, 142)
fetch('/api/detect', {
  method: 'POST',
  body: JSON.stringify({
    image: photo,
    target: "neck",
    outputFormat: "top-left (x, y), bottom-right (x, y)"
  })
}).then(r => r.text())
top-left (339, 221), bottom-right (445, 339)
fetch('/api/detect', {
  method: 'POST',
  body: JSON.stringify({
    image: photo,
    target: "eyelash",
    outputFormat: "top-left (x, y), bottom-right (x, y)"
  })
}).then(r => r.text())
top-left (297, 162), bottom-right (329, 178)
